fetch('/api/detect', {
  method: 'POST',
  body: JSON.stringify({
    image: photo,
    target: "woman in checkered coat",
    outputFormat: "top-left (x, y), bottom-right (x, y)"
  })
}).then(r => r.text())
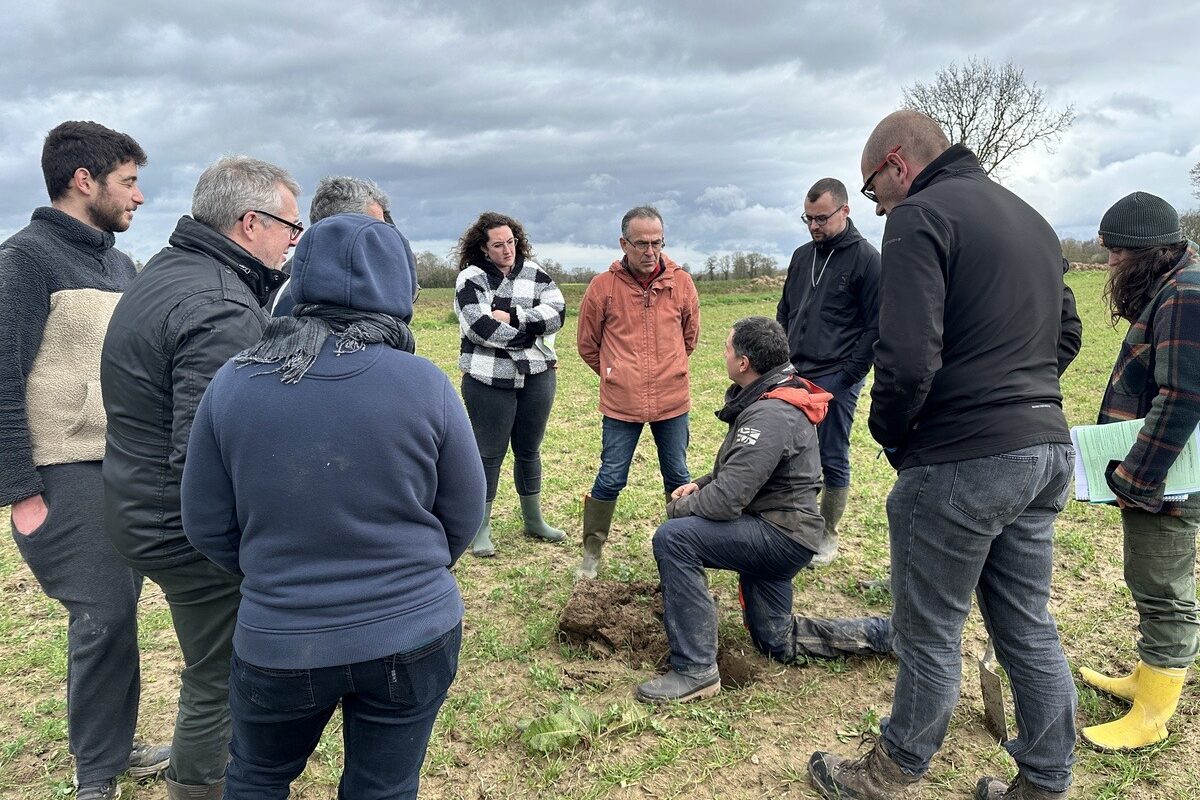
top-left (454, 212), bottom-right (567, 557)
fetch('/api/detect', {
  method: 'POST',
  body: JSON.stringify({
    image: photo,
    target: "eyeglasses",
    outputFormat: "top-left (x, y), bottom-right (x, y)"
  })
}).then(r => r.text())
top-left (242, 209), bottom-right (304, 242)
top-left (801, 208), bottom-right (845, 227)
top-left (624, 238), bottom-right (665, 252)
top-left (860, 145), bottom-right (902, 203)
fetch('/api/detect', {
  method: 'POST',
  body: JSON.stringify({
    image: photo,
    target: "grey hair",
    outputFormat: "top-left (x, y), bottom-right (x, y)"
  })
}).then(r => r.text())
top-left (309, 176), bottom-right (390, 224)
top-left (191, 155), bottom-right (302, 234)
top-left (620, 205), bottom-right (664, 239)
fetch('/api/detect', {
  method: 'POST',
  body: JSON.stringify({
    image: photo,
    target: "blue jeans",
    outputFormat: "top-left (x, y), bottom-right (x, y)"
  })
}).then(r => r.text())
top-left (590, 413), bottom-right (691, 501)
top-left (225, 624), bottom-right (461, 800)
top-left (812, 370), bottom-right (864, 489)
top-left (653, 514), bottom-right (813, 675)
top-left (882, 443), bottom-right (1076, 792)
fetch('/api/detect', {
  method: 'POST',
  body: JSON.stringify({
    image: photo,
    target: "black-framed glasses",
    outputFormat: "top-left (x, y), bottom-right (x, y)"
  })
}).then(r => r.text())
top-left (801, 208), bottom-right (846, 227)
top-left (242, 209), bottom-right (304, 241)
top-left (860, 145), bottom-right (902, 203)
top-left (624, 238), bottom-right (666, 252)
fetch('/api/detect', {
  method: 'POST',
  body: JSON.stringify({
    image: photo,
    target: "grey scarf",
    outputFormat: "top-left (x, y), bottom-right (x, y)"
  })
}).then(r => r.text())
top-left (233, 304), bottom-right (416, 384)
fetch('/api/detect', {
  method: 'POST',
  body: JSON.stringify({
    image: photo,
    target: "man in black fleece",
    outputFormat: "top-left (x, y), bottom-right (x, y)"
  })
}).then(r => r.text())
top-left (0, 121), bottom-right (168, 800)
top-left (809, 111), bottom-right (1082, 800)
top-left (101, 156), bottom-right (299, 800)
top-left (777, 177), bottom-right (880, 566)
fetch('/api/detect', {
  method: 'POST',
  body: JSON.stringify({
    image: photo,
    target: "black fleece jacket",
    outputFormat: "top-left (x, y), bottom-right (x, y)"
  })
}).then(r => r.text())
top-left (101, 216), bottom-right (285, 569)
top-left (776, 218), bottom-right (880, 382)
top-left (869, 145), bottom-right (1082, 469)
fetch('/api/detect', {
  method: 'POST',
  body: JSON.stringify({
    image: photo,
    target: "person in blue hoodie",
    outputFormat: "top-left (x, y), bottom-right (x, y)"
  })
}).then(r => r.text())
top-left (180, 213), bottom-right (485, 800)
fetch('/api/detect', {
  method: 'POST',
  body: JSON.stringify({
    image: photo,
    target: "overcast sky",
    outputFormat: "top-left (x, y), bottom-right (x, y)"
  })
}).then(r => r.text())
top-left (2, 0), bottom-right (1197, 269)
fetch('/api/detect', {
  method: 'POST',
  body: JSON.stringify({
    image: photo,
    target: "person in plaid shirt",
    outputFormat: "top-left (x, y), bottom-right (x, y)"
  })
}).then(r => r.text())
top-left (1080, 191), bottom-right (1200, 751)
top-left (453, 212), bottom-right (566, 557)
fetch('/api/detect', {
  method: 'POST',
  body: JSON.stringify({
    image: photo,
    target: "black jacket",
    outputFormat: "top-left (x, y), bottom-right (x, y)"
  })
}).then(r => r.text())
top-left (869, 145), bottom-right (1082, 469)
top-left (101, 216), bottom-right (285, 569)
top-left (776, 218), bottom-right (880, 382)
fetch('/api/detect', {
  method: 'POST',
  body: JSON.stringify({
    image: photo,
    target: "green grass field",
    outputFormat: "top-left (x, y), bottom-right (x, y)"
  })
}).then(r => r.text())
top-left (2, 271), bottom-right (1197, 798)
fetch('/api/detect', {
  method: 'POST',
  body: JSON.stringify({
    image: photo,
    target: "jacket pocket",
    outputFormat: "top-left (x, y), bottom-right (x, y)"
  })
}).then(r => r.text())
top-left (65, 380), bottom-right (106, 439)
top-left (1109, 342), bottom-right (1152, 396)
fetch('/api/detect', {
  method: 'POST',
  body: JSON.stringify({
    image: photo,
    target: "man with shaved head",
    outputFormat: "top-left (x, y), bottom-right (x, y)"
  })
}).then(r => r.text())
top-left (809, 110), bottom-right (1082, 800)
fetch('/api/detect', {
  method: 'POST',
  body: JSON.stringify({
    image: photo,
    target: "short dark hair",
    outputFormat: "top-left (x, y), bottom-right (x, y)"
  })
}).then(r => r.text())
top-left (806, 178), bottom-right (848, 207)
top-left (41, 121), bottom-right (147, 201)
top-left (731, 316), bottom-right (789, 375)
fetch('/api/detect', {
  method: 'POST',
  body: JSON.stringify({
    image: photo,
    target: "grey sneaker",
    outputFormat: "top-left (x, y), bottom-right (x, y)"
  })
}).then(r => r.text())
top-left (76, 779), bottom-right (121, 800)
top-left (809, 738), bottom-right (920, 799)
top-left (635, 668), bottom-right (720, 704)
top-left (127, 739), bottom-right (171, 779)
top-left (976, 774), bottom-right (1070, 799)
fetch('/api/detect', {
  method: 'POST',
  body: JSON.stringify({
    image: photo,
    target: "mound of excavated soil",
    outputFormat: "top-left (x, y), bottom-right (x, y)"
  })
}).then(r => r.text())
top-left (558, 579), bottom-right (763, 689)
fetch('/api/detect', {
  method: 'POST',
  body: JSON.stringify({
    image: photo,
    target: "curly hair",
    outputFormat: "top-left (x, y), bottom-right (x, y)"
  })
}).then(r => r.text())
top-left (1104, 242), bottom-right (1189, 324)
top-left (455, 211), bottom-right (535, 270)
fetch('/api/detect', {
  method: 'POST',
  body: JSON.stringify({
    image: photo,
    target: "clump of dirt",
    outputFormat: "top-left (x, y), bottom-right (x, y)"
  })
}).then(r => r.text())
top-left (558, 580), bottom-right (763, 688)
top-left (558, 580), bottom-right (667, 668)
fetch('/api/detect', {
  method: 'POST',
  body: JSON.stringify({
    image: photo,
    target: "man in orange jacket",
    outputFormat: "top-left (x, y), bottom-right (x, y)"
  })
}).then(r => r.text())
top-left (575, 206), bottom-right (700, 579)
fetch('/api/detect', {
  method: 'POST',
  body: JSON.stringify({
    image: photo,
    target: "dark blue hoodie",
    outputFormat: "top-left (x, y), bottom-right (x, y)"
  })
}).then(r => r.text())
top-left (181, 214), bottom-right (484, 669)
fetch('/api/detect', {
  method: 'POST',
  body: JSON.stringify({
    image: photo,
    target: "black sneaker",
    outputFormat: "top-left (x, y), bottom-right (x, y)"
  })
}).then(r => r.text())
top-left (127, 739), bottom-right (171, 779)
top-left (76, 779), bottom-right (121, 800)
top-left (634, 668), bottom-right (720, 703)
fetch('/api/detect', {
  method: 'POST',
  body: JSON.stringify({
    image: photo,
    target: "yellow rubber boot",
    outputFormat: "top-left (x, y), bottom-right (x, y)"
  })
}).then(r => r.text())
top-left (1079, 662), bottom-right (1141, 702)
top-left (1082, 663), bottom-right (1187, 751)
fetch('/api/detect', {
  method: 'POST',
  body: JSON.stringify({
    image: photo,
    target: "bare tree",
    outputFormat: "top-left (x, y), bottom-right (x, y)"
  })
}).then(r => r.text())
top-left (903, 57), bottom-right (1074, 177)
top-left (1190, 161), bottom-right (1200, 200)
top-left (1181, 209), bottom-right (1200, 245)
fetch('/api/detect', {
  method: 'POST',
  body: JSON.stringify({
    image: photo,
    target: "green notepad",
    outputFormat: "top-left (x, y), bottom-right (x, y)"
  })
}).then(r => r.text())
top-left (1070, 419), bottom-right (1200, 504)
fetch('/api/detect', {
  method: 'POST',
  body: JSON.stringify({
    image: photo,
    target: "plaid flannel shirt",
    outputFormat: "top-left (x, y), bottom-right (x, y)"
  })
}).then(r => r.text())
top-left (1098, 242), bottom-right (1200, 515)
top-left (454, 257), bottom-right (566, 388)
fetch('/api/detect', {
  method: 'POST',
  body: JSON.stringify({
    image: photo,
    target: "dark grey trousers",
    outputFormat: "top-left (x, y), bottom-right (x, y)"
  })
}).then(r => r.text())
top-left (12, 461), bottom-right (142, 785)
top-left (142, 555), bottom-right (242, 787)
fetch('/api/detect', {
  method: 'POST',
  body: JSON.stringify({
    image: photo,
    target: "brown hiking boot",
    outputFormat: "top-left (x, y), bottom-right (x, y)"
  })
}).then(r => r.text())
top-left (808, 738), bottom-right (919, 799)
top-left (976, 774), bottom-right (1069, 799)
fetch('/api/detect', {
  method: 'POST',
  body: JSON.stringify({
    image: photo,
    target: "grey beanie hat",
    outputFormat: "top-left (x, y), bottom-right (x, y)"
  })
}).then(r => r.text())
top-left (1098, 191), bottom-right (1183, 248)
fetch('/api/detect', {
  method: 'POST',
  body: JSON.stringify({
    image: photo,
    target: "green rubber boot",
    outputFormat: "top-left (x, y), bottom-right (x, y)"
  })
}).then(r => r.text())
top-left (520, 493), bottom-right (565, 542)
top-left (471, 501), bottom-right (495, 557)
top-left (810, 485), bottom-right (849, 567)
top-left (575, 494), bottom-right (616, 580)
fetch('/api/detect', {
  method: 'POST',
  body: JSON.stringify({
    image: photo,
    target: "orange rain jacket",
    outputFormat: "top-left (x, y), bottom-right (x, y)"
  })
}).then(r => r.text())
top-left (576, 256), bottom-right (700, 423)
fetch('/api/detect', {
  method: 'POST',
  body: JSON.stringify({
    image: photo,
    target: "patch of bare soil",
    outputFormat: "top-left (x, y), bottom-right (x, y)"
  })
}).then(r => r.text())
top-left (558, 580), bottom-right (764, 689)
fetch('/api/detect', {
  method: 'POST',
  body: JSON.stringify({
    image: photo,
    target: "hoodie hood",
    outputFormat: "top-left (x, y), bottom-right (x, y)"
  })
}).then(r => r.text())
top-left (291, 213), bottom-right (414, 322)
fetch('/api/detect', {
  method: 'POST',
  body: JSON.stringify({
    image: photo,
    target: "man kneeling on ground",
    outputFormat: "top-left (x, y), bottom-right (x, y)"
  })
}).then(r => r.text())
top-left (636, 317), bottom-right (891, 703)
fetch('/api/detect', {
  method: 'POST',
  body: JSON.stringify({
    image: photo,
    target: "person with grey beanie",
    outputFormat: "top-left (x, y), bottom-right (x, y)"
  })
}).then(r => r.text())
top-left (1080, 191), bottom-right (1200, 752)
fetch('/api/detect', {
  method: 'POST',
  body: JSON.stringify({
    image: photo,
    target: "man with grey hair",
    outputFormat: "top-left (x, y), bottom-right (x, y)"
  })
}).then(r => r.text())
top-left (101, 155), bottom-right (301, 800)
top-left (808, 110), bottom-right (1081, 800)
top-left (777, 177), bottom-right (879, 567)
top-left (271, 175), bottom-right (417, 315)
top-left (575, 206), bottom-right (700, 579)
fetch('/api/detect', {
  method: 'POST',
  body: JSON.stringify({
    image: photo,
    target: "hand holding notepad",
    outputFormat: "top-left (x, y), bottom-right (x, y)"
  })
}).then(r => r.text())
top-left (1070, 419), bottom-right (1200, 504)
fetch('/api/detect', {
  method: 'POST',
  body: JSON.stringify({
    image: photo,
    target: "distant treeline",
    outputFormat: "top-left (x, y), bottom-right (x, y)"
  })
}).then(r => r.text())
top-left (403, 211), bottom-right (1200, 289)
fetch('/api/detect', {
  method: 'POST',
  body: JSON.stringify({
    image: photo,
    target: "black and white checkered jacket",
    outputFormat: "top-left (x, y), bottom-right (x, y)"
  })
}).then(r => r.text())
top-left (454, 257), bottom-right (566, 388)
